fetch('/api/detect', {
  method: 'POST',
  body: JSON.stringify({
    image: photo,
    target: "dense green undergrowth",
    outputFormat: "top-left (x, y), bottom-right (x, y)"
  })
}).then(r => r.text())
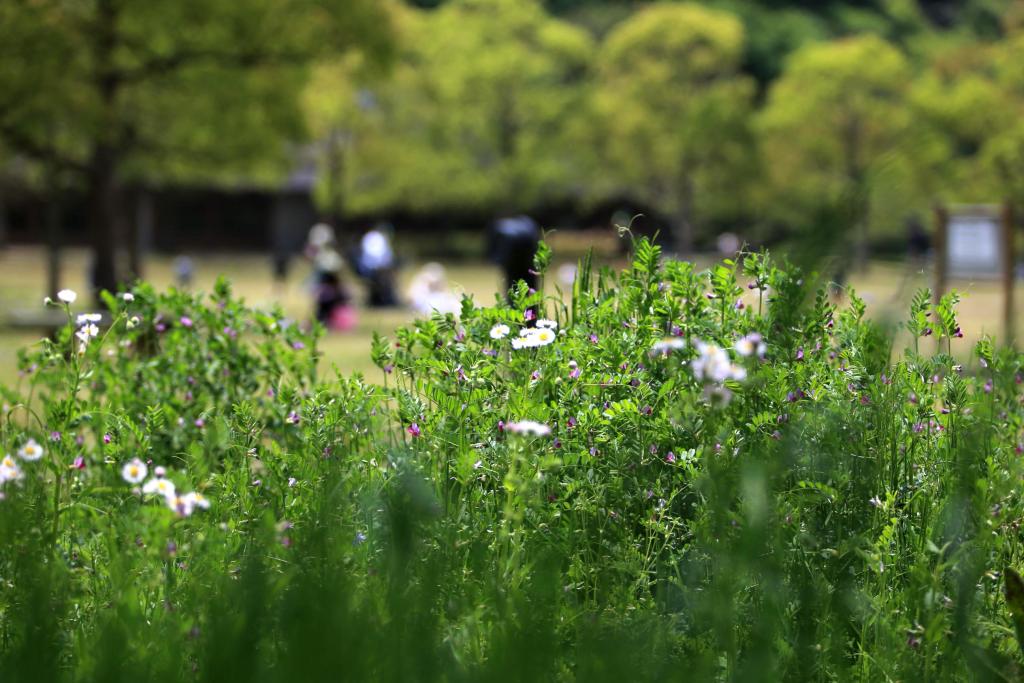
top-left (1, 239), bottom-right (1023, 681)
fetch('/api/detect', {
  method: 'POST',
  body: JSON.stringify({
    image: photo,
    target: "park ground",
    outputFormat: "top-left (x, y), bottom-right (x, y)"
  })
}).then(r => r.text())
top-left (0, 242), bottom-right (1020, 386)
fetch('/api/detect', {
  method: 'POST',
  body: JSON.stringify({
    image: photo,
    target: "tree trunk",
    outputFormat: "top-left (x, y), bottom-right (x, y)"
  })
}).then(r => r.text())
top-left (46, 198), bottom-right (61, 298)
top-left (0, 192), bottom-right (8, 251)
top-left (672, 179), bottom-right (695, 257)
top-left (128, 188), bottom-right (153, 281)
top-left (88, 145), bottom-right (121, 297)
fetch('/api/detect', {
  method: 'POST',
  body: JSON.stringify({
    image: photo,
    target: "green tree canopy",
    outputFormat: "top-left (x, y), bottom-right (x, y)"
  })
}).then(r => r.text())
top-left (757, 35), bottom-right (912, 264)
top-left (306, 0), bottom-right (593, 218)
top-left (0, 0), bottom-right (391, 294)
top-left (588, 3), bottom-right (756, 253)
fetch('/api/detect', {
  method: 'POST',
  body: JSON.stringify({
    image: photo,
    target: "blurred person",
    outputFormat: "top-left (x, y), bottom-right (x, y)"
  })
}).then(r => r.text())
top-left (407, 262), bottom-right (460, 316)
top-left (716, 232), bottom-right (740, 257)
top-left (355, 223), bottom-right (398, 308)
top-left (304, 223), bottom-right (355, 331)
top-left (895, 213), bottom-right (931, 300)
top-left (271, 250), bottom-right (290, 298)
top-left (173, 255), bottom-right (194, 289)
top-left (487, 215), bottom-right (540, 295)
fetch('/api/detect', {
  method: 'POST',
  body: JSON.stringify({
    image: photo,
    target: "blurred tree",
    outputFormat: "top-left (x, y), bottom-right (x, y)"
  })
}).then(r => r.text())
top-left (307, 0), bottom-right (593, 218)
top-left (588, 3), bottom-right (756, 254)
top-left (757, 35), bottom-right (911, 268)
top-left (0, 0), bottom-right (391, 297)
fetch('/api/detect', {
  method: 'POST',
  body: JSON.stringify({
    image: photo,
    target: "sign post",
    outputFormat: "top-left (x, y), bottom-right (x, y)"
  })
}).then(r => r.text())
top-left (935, 203), bottom-right (1017, 346)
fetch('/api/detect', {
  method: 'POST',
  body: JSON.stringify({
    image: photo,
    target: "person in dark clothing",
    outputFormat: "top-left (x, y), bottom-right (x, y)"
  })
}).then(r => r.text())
top-left (487, 215), bottom-right (541, 295)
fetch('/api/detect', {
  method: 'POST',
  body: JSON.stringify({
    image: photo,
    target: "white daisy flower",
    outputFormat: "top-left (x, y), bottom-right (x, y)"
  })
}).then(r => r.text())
top-left (57, 289), bottom-right (77, 304)
top-left (511, 337), bottom-right (526, 350)
top-left (75, 323), bottom-right (100, 344)
top-left (536, 319), bottom-right (557, 329)
top-left (166, 494), bottom-right (194, 517)
top-left (121, 458), bottom-right (148, 484)
top-left (0, 455), bottom-right (23, 484)
top-left (121, 292), bottom-right (135, 302)
top-left (524, 328), bottom-right (556, 347)
top-left (489, 323), bottom-right (511, 340)
top-left (143, 477), bottom-right (176, 500)
top-left (691, 341), bottom-right (733, 383)
top-left (734, 333), bottom-right (766, 358)
top-left (182, 491), bottom-right (211, 510)
top-left (505, 420), bottom-right (552, 436)
top-left (76, 313), bottom-right (102, 325)
top-left (17, 439), bottom-right (44, 461)
top-left (650, 338), bottom-right (686, 356)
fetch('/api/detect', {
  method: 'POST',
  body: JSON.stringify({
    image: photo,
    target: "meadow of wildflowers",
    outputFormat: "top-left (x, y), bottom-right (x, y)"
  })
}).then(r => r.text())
top-left (1, 239), bottom-right (1023, 681)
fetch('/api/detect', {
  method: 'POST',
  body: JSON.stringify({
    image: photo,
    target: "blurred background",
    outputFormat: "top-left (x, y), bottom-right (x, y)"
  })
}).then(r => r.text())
top-left (0, 0), bottom-right (1022, 379)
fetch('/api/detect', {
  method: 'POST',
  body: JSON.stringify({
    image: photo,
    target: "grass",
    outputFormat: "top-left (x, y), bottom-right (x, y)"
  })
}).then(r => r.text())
top-left (1, 239), bottom-right (1022, 680)
top-left (0, 244), bottom-right (1019, 387)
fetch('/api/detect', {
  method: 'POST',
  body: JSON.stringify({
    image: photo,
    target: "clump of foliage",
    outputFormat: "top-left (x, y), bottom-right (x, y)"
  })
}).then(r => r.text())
top-left (1, 240), bottom-right (1023, 681)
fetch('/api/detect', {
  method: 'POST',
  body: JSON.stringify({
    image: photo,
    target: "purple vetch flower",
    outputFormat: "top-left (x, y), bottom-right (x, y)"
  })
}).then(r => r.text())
top-left (568, 360), bottom-right (580, 380)
top-left (288, 477), bottom-right (297, 487)
top-left (922, 327), bottom-right (933, 337)
top-left (354, 532), bottom-right (367, 545)
top-left (566, 416), bottom-right (577, 429)
top-left (194, 418), bottom-right (205, 429)
top-left (497, 420), bottom-right (505, 433)
top-left (589, 333), bottom-right (599, 344)
top-left (795, 347), bottom-right (805, 361)
top-left (50, 431), bottom-right (61, 442)
top-left (286, 411), bottom-right (300, 425)
top-left (291, 340), bottom-right (306, 350)
top-left (103, 433), bottom-right (112, 444)
top-left (984, 380), bottom-right (993, 394)
top-left (859, 395), bottom-right (870, 405)
top-left (734, 299), bottom-right (744, 310)
top-left (913, 422), bottom-right (925, 433)
top-left (553, 439), bottom-right (562, 449)
top-left (482, 349), bottom-right (497, 358)
top-left (76, 434), bottom-right (85, 446)
top-left (223, 326), bottom-right (237, 339)
top-left (384, 363), bottom-right (395, 373)
top-left (72, 456), bottom-right (85, 470)
top-left (771, 430), bottom-right (782, 440)
top-left (641, 405), bottom-right (653, 416)
top-left (589, 446), bottom-right (598, 457)
top-left (665, 452), bottom-right (676, 463)
top-left (530, 369), bottom-right (541, 381)
top-left (179, 316), bottom-right (193, 328)
top-left (524, 309), bottom-right (536, 322)
top-left (166, 541), bottom-right (178, 557)
top-left (407, 423), bottom-right (421, 438)
top-left (185, 391), bottom-right (193, 402)
top-left (953, 326), bottom-right (963, 338)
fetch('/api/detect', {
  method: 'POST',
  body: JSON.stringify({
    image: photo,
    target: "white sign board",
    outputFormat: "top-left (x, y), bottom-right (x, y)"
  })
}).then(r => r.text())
top-left (947, 211), bottom-right (1001, 278)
